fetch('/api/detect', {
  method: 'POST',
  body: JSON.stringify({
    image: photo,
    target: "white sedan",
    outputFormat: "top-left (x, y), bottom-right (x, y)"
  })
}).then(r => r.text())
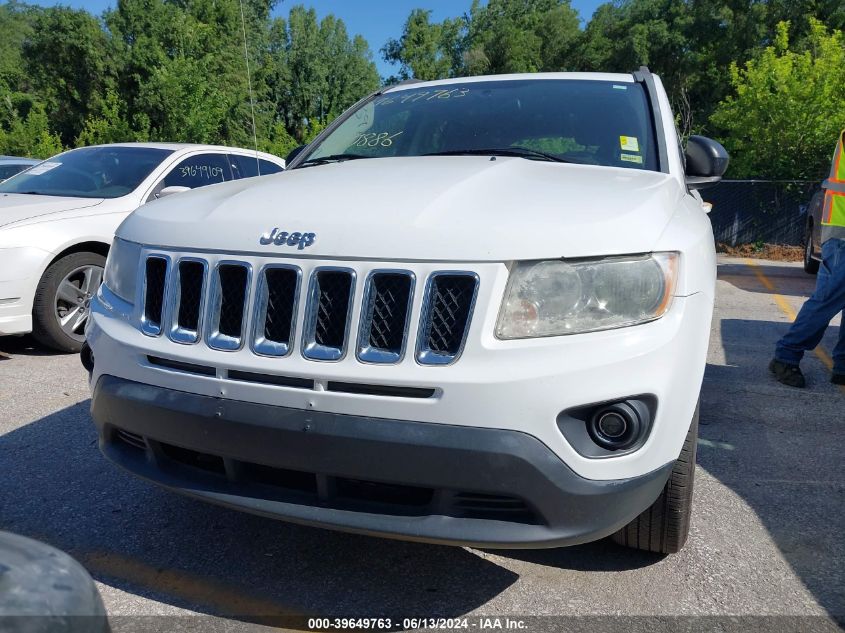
top-left (0, 143), bottom-right (285, 351)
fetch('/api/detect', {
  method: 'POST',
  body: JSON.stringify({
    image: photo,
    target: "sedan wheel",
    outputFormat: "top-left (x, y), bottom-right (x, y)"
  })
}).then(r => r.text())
top-left (32, 251), bottom-right (107, 352)
top-left (54, 264), bottom-right (103, 342)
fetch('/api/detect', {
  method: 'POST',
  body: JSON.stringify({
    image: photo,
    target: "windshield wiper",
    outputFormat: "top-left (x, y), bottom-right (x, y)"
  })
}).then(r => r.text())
top-left (298, 153), bottom-right (370, 168)
top-left (424, 147), bottom-right (578, 163)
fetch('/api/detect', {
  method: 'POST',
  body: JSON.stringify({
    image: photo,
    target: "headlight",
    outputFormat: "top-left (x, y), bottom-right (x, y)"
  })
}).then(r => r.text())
top-left (496, 252), bottom-right (679, 339)
top-left (103, 238), bottom-right (142, 304)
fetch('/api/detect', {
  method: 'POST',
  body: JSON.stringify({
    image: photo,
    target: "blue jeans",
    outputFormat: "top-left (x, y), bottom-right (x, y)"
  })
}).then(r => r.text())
top-left (775, 238), bottom-right (845, 373)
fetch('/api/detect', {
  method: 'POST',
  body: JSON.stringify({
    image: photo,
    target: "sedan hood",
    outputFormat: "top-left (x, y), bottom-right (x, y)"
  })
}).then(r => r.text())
top-left (0, 194), bottom-right (104, 229)
top-left (121, 156), bottom-right (685, 261)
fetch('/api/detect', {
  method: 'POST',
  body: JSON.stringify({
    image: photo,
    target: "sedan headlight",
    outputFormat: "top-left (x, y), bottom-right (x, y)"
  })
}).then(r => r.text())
top-left (103, 238), bottom-right (142, 304)
top-left (496, 253), bottom-right (679, 339)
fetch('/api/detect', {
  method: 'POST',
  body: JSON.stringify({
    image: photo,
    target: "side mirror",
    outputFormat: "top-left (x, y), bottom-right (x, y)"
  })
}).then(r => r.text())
top-left (685, 135), bottom-right (729, 190)
top-left (156, 185), bottom-right (191, 199)
top-left (286, 145), bottom-right (307, 166)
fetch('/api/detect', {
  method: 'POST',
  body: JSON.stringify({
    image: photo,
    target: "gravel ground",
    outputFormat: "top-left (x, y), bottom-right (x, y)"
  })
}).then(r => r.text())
top-left (0, 256), bottom-right (842, 632)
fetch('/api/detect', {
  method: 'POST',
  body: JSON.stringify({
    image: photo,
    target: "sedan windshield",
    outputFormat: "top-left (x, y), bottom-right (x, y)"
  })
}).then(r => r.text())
top-left (0, 146), bottom-right (174, 199)
top-left (301, 79), bottom-right (659, 171)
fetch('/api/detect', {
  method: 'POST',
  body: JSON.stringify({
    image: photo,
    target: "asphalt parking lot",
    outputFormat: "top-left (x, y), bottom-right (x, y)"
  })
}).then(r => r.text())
top-left (0, 256), bottom-right (842, 632)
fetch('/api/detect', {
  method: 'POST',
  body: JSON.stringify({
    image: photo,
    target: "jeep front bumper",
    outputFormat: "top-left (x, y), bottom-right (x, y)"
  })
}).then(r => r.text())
top-left (91, 375), bottom-right (673, 549)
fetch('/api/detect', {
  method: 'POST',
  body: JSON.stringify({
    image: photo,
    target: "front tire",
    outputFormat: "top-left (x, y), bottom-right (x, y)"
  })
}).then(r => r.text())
top-left (803, 225), bottom-right (820, 274)
top-left (32, 252), bottom-right (105, 353)
top-left (611, 402), bottom-right (699, 554)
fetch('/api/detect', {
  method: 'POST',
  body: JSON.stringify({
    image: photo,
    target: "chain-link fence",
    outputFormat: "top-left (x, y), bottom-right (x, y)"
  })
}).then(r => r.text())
top-left (700, 180), bottom-right (820, 246)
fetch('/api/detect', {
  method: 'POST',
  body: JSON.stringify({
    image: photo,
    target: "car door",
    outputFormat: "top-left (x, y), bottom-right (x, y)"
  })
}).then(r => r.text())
top-left (146, 152), bottom-right (233, 203)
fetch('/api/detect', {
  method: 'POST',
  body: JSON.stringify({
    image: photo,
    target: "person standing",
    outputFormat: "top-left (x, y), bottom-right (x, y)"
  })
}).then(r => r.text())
top-left (770, 130), bottom-right (845, 388)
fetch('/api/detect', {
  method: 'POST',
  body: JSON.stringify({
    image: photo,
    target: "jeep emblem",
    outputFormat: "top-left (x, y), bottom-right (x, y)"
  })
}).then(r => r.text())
top-left (259, 228), bottom-right (316, 250)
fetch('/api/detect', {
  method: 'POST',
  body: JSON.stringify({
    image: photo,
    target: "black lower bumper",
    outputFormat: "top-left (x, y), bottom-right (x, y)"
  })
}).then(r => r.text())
top-left (91, 375), bottom-right (672, 549)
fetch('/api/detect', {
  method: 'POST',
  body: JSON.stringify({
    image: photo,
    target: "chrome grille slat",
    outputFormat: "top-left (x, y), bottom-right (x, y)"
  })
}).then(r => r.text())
top-left (141, 256), bottom-right (169, 336)
top-left (302, 268), bottom-right (355, 361)
top-left (170, 259), bottom-right (206, 344)
top-left (206, 262), bottom-right (251, 351)
top-left (140, 256), bottom-right (479, 366)
top-left (252, 265), bottom-right (300, 357)
top-left (357, 271), bottom-right (414, 364)
top-left (416, 272), bottom-right (479, 366)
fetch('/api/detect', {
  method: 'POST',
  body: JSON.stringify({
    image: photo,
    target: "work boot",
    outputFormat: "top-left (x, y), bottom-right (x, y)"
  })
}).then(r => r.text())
top-left (769, 359), bottom-right (806, 388)
top-left (832, 372), bottom-right (845, 386)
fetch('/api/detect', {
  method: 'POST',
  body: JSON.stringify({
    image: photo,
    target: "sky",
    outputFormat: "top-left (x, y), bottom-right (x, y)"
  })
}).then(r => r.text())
top-left (27, 0), bottom-right (606, 77)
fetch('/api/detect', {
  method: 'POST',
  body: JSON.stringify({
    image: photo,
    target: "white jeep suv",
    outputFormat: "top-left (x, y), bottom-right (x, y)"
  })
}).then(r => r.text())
top-left (86, 70), bottom-right (727, 554)
top-left (0, 143), bottom-right (284, 352)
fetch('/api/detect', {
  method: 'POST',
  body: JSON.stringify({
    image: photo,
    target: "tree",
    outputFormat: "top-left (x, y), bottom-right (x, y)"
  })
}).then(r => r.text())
top-left (0, 1), bottom-right (33, 95)
top-left (21, 6), bottom-right (114, 146)
top-left (266, 6), bottom-right (379, 143)
top-left (467, 0), bottom-right (580, 74)
top-left (382, 9), bottom-right (460, 80)
top-left (710, 20), bottom-right (845, 180)
top-left (76, 89), bottom-right (145, 146)
top-left (383, 0), bottom-right (581, 80)
top-left (0, 97), bottom-right (63, 157)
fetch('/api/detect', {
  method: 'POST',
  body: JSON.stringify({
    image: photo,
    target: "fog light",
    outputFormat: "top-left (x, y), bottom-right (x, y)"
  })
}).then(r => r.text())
top-left (597, 411), bottom-right (627, 438)
top-left (588, 402), bottom-right (641, 450)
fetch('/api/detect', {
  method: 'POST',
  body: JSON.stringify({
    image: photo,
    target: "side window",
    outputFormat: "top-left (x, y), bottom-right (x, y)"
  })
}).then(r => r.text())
top-left (258, 159), bottom-right (283, 175)
top-left (148, 153), bottom-right (232, 202)
top-left (230, 154), bottom-right (283, 179)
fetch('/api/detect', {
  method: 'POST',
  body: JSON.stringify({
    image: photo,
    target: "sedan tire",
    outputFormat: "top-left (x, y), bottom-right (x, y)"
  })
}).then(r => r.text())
top-left (32, 251), bottom-right (105, 353)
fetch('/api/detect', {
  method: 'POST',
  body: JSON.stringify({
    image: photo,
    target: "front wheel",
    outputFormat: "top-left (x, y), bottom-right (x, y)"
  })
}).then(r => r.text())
top-left (611, 402), bottom-right (699, 554)
top-left (32, 252), bottom-right (105, 353)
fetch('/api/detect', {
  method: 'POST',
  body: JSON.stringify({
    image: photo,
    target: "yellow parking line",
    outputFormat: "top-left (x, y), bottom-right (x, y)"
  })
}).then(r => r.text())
top-left (744, 258), bottom-right (844, 393)
top-left (83, 551), bottom-right (300, 619)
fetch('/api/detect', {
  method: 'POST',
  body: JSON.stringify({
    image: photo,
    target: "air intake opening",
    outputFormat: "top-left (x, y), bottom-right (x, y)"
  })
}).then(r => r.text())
top-left (326, 381), bottom-right (435, 399)
top-left (160, 443), bottom-right (226, 475)
top-left (335, 478), bottom-right (433, 509)
top-left (143, 257), bottom-right (167, 333)
top-left (228, 369), bottom-right (313, 390)
top-left (148, 355), bottom-right (216, 376)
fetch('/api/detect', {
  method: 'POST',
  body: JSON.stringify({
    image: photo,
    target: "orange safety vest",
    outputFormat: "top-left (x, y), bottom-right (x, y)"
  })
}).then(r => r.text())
top-left (821, 129), bottom-right (845, 241)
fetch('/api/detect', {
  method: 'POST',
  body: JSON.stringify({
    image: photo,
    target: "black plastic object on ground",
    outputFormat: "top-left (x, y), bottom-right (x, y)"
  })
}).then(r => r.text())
top-left (0, 531), bottom-right (108, 633)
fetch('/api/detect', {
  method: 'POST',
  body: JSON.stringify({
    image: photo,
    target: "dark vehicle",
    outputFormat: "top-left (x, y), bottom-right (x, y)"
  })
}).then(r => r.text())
top-left (803, 189), bottom-right (824, 274)
top-left (0, 156), bottom-right (39, 182)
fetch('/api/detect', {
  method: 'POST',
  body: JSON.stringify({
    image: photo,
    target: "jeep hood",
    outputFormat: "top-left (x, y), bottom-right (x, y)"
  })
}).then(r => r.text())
top-left (0, 193), bottom-right (103, 229)
top-left (120, 156), bottom-right (685, 261)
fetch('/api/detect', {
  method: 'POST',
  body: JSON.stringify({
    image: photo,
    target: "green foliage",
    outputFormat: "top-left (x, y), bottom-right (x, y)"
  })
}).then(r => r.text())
top-left (22, 6), bottom-right (113, 146)
top-left (382, 9), bottom-right (461, 80)
top-left (76, 89), bottom-right (145, 146)
top-left (0, 97), bottom-right (63, 157)
top-left (0, 0), bottom-right (378, 157)
top-left (711, 20), bottom-right (845, 180)
top-left (382, 0), bottom-right (581, 80)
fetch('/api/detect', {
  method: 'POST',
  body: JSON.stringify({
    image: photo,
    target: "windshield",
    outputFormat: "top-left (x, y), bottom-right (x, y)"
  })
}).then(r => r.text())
top-left (302, 79), bottom-right (659, 171)
top-left (0, 146), bottom-right (173, 199)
